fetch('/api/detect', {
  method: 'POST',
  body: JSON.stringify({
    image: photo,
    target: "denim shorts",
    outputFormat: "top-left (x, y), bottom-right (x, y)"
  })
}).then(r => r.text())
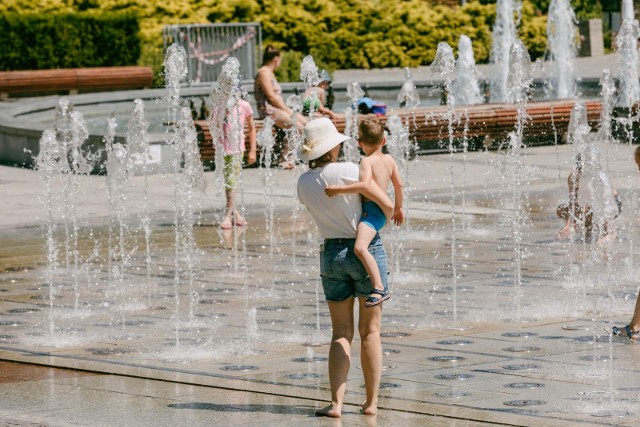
top-left (319, 233), bottom-right (389, 302)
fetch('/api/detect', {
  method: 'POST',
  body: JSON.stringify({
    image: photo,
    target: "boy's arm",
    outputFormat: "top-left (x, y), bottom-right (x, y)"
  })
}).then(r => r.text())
top-left (246, 116), bottom-right (257, 165)
top-left (390, 161), bottom-right (404, 225)
top-left (325, 158), bottom-right (373, 197)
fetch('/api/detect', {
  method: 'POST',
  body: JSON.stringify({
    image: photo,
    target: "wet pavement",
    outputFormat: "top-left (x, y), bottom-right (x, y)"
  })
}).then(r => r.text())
top-left (1, 141), bottom-right (640, 426)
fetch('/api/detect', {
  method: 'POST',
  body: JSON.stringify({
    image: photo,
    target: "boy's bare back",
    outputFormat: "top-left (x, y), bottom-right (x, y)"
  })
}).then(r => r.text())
top-left (324, 117), bottom-right (404, 225)
top-left (360, 152), bottom-right (397, 198)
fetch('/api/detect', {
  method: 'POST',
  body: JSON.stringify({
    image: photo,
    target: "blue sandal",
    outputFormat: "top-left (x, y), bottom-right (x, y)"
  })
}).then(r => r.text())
top-left (365, 289), bottom-right (391, 308)
top-left (611, 325), bottom-right (640, 340)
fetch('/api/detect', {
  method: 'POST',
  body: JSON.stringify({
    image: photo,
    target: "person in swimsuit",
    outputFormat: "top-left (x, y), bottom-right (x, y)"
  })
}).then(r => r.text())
top-left (254, 45), bottom-right (306, 169)
top-left (556, 153), bottom-right (621, 242)
top-left (218, 86), bottom-right (256, 230)
top-left (302, 70), bottom-right (338, 120)
top-left (325, 118), bottom-right (404, 307)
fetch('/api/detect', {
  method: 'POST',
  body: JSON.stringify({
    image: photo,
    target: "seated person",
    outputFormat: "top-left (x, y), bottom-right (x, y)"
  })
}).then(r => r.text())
top-left (302, 70), bottom-right (338, 120)
top-left (254, 46), bottom-right (307, 169)
top-left (556, 153), bottom-right (620, 242)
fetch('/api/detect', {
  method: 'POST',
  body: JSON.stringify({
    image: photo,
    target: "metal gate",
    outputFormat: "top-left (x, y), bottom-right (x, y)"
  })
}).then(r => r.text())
top-left (162, 23), bottom-right (262, 84)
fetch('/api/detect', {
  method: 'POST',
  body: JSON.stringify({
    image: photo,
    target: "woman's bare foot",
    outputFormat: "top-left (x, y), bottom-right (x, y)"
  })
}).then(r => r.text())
top-left (361, 401), bottom-right (377, 415)
top-left (315, 404), bottom-right (341, 418)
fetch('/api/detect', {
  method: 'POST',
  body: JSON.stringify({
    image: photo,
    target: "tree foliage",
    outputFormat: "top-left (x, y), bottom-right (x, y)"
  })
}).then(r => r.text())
top-left (527, 0), bottom-right (602, 19)
top-left (1, 0), bottom-right (593, 81)
top-left (0, 11), bottom-right (140, 70)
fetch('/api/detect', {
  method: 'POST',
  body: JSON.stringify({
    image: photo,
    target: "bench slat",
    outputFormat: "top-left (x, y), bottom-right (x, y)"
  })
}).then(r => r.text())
top-left (0, 66), bottom-right (153, 95)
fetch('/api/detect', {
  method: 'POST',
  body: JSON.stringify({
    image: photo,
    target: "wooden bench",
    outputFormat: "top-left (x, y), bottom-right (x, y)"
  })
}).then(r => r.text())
top-left (194, 99), bottom-right (603, 168)
top-left (399, 100), bottom-right (603, 151)
top-left (0, 66), bottom-right (153, 99)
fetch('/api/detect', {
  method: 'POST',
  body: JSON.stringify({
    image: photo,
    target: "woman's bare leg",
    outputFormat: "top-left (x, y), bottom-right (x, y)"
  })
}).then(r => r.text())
top-left (315, 297), bottom-right (355, 418)
top-left (629, 293), bottom-right (640, 338)
top-left (358, 297), bottom-right (382, 415)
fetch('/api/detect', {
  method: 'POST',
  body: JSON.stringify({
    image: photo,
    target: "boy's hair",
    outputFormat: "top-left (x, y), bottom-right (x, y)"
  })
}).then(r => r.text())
top-left (262, 45), bottom-right (281, 65)
top-left (635, 146), bottom-right (640, 164)
top-left (358, 118), bottom-right (384, 146)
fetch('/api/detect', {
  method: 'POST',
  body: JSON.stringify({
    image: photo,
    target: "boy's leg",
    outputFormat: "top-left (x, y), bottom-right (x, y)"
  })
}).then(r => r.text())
top-left (353, 223), bottom-right (383, 292)
top-left (316, 297), bottom-right (355, 418)
top-left (357, 296), bottom-right (382, 415)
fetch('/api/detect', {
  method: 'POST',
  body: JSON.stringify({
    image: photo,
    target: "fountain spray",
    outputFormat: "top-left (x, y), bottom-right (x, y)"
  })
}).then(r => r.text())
top-left (453, 35), bottom-right (483, 106)
top-left (36, 129), bottom-right (62, 338)
top-left (163, 43), bottom-right (191, 344)
top-left (209, 57), bottom-right (242, 209)
top-left (490, 0), bottom-right (522, 103)
top-left (505, 39), bottom-right (532, 322)
top-left (300, 55), bottom-right (320, 118)
top-left (37, 98), bottom-right (92, 338)
top-left (105, 116), bottom-right (133, 325)
top-left (453, 35), bottom-right (483, 232)
top-left (547, 0), bottom-right (578, 99)
top-left (258, 117), bottom-right (277, 259)
top-left (616, 0), bottom-right (640, 109)
top-left (344, 82), bottom-right (365, 162)
top-left (126, 99), bottom-right (153, 304)
top-left (386, 114), bottom-right (410, 277)
top-left (432, 41), bottom-right (460, 325)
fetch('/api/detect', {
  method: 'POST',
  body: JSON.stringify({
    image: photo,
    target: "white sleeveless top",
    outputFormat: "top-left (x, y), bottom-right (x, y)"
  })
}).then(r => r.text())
top-left (297, 162), bottom-right (361, 239)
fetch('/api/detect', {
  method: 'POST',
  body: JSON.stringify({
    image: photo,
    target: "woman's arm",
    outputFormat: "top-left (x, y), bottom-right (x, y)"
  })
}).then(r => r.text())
top-left (256, 69), bottom-right (292, 114)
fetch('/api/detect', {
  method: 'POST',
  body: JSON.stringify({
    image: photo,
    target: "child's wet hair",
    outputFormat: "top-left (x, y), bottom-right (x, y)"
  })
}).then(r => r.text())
top-left (358, 118), bottom-right (384, 146)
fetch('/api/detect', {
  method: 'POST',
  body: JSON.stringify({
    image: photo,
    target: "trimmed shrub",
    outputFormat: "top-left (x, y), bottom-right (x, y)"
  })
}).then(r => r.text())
top-left (0, 11), bottom-right (141, 71)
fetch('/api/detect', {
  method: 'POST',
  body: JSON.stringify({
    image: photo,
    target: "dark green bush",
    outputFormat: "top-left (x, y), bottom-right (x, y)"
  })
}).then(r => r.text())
top-left (0, 12), bottom-right (141, 71)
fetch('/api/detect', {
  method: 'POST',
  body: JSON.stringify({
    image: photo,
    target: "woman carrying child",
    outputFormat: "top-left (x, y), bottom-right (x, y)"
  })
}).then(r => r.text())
top-left (325, 118), bottom-right (404, 306)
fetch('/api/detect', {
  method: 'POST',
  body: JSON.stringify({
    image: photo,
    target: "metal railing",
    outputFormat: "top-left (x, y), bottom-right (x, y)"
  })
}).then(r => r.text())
top-left (162, 23), bottom-right (262, 85)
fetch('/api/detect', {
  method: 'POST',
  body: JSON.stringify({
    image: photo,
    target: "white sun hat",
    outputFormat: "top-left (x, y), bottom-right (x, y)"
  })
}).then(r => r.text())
top-left (299, 117), bottom-right (350, 162)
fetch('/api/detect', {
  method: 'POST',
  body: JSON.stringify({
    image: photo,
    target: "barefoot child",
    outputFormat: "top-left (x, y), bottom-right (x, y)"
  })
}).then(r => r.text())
top-left (219, 89), bottom-right (257, 229)
top-left (325, 118), bottom-right (404, 307)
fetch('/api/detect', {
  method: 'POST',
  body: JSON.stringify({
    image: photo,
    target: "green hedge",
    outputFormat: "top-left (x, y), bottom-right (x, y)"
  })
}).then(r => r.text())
top-left (0, 12), bottom-right (141, 71)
